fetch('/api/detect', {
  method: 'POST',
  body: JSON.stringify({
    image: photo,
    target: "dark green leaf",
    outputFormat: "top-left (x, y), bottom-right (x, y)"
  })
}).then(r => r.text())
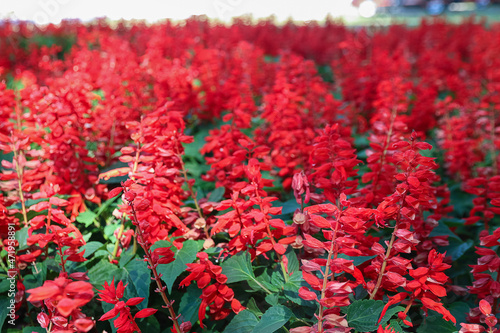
top-left (119, 248), bottom-right (135, 268)
top-left (417, 314), bottom-right (457, 333)
top-left (265, 293), bottom-right (279, 306)
top-left (82, 241), bottom-right (104, 258)
top-left (275, 199), bottom-right (300, 215)
top-left (429, 222), bottom-right (460, 240)
top-left (178, 285), bottom-right (202, 326)
top-left (252, 305), bottom-right (292, 333)
top-left (441, 238), bottom-right (473, 261)
top-left (98, 161), bottom-right (129, 184)
top-left (15, 228), bottom-right (28, 251)
top-left (157, 240), bottom-right (198, 293)
top-left (150, 240), bottom-right (172, 251)
top-left (0, 298), bottom-right (11, 332)
top-left (222, 252), bottom-right (273, 294)
top-left (380, 306), bottom-right (405, 326)
top-left (448, 302), bottom-right (469, 329)
top-left (283, 271), bottom-right (309, 306)
top-left (87, 260), bottom-right (122, 288)
top-left (101, 301), bottom-right (118, 333)
top-left (246, 298), bottom-right (263, 317)
top-left (388, 319), bottom-right (408, 333)
top-left (221, 252), bottom-right (255, 284)
top-left (209, 187), bottom-right (225, 202)
top-left (223, 310), bottom-right (259, 333)
top-left (137, 314), bottom-right (160, 332)
top-left (184, 129), bottom-right (209, 161)
top-left (123, 258), bottom-right (151, 309)
top-left (285, 248), bottom-right (299, 274)
top-left (345, 299), bottom-right (385, 332)
top-left (337, 254), bottom-right (376, 266)
top-left (76, 210), bottom-right (97, 227)
top-left (0, 280), bottom-right (9, 293)
top-left (23, 327), bottom-right (45, 333)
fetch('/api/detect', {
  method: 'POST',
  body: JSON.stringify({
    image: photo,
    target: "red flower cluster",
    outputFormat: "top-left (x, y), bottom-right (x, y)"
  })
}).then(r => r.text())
top-left (180, 252), bottom-right (244, 327)
top-left (3, 16), bottom-right (500, 333)
top-left (98, 279), bottom-right (157, 333)
top-left (27, 274), bottom-right (94, 333)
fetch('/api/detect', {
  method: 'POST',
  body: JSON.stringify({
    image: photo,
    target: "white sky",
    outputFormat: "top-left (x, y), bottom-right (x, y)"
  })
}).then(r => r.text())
top-left (0, 0), bottom-right (360, 25)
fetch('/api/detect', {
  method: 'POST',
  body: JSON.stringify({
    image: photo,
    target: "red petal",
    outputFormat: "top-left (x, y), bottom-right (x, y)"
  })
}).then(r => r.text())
top-left (134, 308), bottom-right (157, 319)
top-left (302, 234), bottom-right (325, 249)
top-left (99, 307), bottom-right (119, 321)
top-left (126, 297), bottom-right (145, 306)
top-left (298, 286), bottom-right (318, 301)
top-left (108, 187), bottom-right (123, 198)
top-left (479, 299), bottom-right (492, 316)
top-left (74, 318), bottom-right (95, 332)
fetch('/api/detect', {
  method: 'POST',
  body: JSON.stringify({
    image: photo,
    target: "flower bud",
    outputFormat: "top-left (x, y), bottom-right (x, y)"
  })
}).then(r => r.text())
top-left (293, 212), bottom-right (306, 225)
top-left (194, 218), bottom-right (207, 229)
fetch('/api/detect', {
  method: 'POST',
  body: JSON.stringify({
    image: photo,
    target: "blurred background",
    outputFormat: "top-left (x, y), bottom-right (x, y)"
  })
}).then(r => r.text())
top-left (0, 0), bottom-right (498, 26)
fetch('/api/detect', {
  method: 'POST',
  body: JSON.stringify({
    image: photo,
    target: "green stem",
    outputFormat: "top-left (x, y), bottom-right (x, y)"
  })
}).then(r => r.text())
top-left (111, 217), bottom-right (126, 260)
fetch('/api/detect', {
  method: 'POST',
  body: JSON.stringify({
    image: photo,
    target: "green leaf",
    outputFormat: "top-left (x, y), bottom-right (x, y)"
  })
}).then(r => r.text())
top-left (150, 240), bottom-right (172, 251)
top-left (285, 248), bottom-right (299, 274)
top-left (76, 210), bottom-right (97, 227)
top-left (221, 252), bottom-right (255, 283)
top-left (179, 285), bottom-right (202, 326)
top-left (337, 254), bottom-right (376, 266)
top-left (448, 302), bottom-right (469, 329)
top-left (223, 310), bottom-right (259, 333)
top-left (271, 270), bottom-right (285, 289)
top-left (222, 252), bottom-right (272, 294)
top-left (284, 282), bottom-right (316, 307)
top-left (275, 199), bottom-right (300, 215)
top-left (440, 238), bottom-right (473, 261)
top-left (345, 299), bottom-right (385, 332)
top-left (104, 224), bottom-right (120, 242)
top-left (246, 298), bottom-right (263, 317)
top-left (380, 306), bottom-right (405, 326)
top-left (388, 319), bottom-right (408, 333)
top-left (156, 240), bottom-right (198, 293)
top-left (119, 248), bottom-right (135, 268)
top-left (0, 280), bottom-right (9, 293)
top-left (283, 271), bottom-right (314, 306)
top-left (265, 293), bottom-right (279, 306)
top-left (0, 297), bottom-right (11, 332)
top-left (81, 241), bottom-right (104, 258)
top-left (184, 129), bottom-right (209, 161)
top-left (429, 222), bottom-right (460, 240)
top-left (23, 327), bottom-right (45, 333)
top-left (123, 258), bottom-right (151, 310)
top-left (15, 228), bottom-right (28, 251)
top-left (89, 257), bottom-right (151, 309)
top-left (417, 314), bottom-right (457, 333)
top-left (248, 273), bottom-right (279, 293)
top-left (209, 187), bottom-right (225, 202)
top-left (23, 261), bottom-right (47, 291)
top-left (252, 305), bottom-right (292, 333)
top-left (137, 314), bottom-right (160, 332)
top-left (87, 260), bottom-right (122, 288)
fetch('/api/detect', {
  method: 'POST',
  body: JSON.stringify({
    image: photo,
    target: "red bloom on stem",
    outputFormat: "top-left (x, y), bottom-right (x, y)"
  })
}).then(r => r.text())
top-left (27, 274), bottom-right (95, 333)
top-left (97, 278), bottom-right (157, 333)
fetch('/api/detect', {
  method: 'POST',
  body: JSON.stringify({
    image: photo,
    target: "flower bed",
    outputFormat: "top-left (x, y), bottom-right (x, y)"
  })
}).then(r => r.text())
top-left (0, 17), bottom-right (499, 333)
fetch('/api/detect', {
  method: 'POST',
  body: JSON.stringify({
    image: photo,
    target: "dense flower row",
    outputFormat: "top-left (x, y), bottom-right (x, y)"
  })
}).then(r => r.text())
top-left (0, 17), bottom-right (499, 333)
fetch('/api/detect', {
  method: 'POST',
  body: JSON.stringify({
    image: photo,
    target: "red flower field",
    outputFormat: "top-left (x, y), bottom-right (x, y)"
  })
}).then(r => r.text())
top-left (1, 17), bottom-right (500, 333)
